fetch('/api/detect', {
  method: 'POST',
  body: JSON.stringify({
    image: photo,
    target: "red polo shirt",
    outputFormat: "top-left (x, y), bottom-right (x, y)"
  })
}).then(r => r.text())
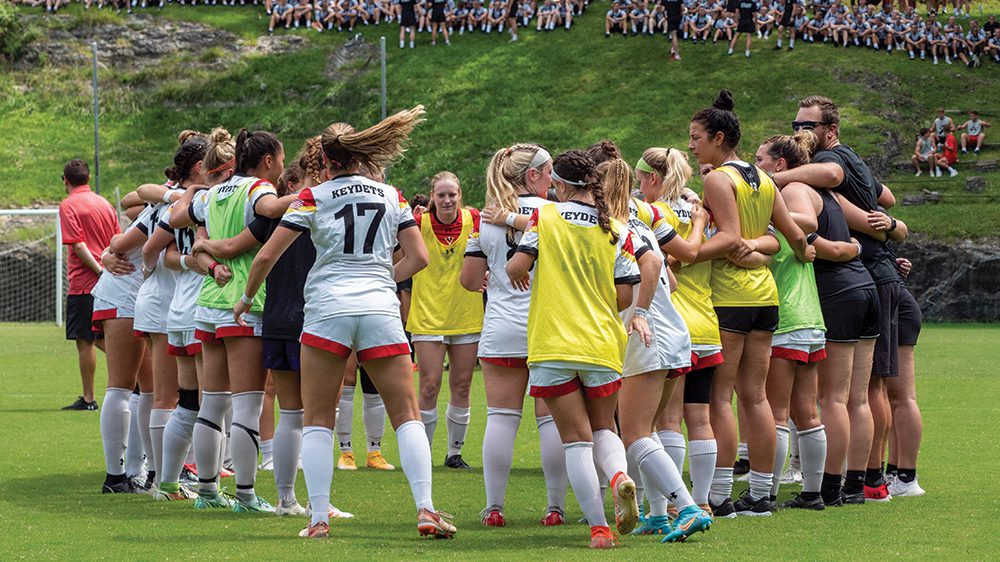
top-left (59, 185), bottom-right (120, 295)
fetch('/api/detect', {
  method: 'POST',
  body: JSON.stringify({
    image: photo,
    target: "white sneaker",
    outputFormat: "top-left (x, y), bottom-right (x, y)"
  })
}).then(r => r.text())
top-left (888, 478), bottom-right (925, 497)
top-left (915, 170), bottom-right (922, 176)
top-left (779, 466), bottom-right (803, 484)
top-left (305, 503), bottom-right (356, 519)
top-left (949, 168), bottom-right (959, 177)
top-left (276, 499), bottom-right (309, 516)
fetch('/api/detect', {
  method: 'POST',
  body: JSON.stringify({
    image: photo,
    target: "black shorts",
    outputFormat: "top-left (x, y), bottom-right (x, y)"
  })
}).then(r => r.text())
top-left (431, 5), bottom-right (446, 22)
top-left (715, 305), bottom-right (779, 334)
top-left (667, 15), bottom-right (683, 31)
top-left (683, 366), bottom-right (714, 404)
top-left (737, 17), bottom-right (755, 33)
top-left (873, 282), bottom-right (900, 377)
top-left (358, 366), bottom-right (379, 394)
top-left (609, 22), bottom-right (625, 33)
top-left (401, 9), bottom-right (417, 26)
top-left (66, 294), bottom-right (101, 341)
top-left (397, 278), bottom-right (413, 293)
top-left (779, 9), bottom-right (792, 27)
top-left (263, 338), bottom-right (301, 371)
top-left (897, 286), bottom-right (922, 347)
top-left (820, 287), bottom-right (880, 343)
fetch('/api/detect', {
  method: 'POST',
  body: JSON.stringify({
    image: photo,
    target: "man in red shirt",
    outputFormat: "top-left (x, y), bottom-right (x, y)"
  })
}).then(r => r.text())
top-left (58, 159), bottom-right (120, 411)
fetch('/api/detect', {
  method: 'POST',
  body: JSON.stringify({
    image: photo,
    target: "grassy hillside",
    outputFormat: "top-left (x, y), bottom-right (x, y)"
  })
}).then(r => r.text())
top-left (2, 3), bottom-right (998, 238)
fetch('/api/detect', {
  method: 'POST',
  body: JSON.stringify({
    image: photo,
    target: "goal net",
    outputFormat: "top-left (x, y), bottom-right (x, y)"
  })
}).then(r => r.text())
top-left (0, 210), bottom-right (66, 325)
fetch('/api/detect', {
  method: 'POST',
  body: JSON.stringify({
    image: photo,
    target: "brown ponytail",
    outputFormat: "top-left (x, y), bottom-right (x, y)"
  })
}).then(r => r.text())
top-left (552, 150), bottom-right (618, 245)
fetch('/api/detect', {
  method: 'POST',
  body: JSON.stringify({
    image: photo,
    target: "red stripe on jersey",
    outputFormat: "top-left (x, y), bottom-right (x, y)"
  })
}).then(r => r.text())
top-left (168, 343), bottom-right (202, 357)
top-left (525, 208), bottom-right (541, 232)
top-left (297, 187), bottom-right (316, 208)
top-left (480, 357), bottom-right (528, 368)
top-left (621, 232), bottom-right (636, 257)
top-left (216, 325), bottom-right (257, 339)
top-left (650, 204), bottom-right (664, 223)
top-left (358, 342), bottom-right (411, 362)
top-left (195, 329), bottom-right (219, 343)
top-left (692, 351), bottom-right (724, 370)
top-left (301, 332), bottom-right (352, 358)
top-left (529, 378), bottom-right (583, 398)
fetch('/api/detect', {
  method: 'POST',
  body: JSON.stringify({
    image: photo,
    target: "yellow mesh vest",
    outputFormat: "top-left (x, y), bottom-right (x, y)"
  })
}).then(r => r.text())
top-left (407, 209), bottom-right (485, 335)
top-left (653, 201), bottom-right (721, 346)
top-left (709, 165), bottom-right (779, 307)
top-left (526, 205), bottom-right (627, 372)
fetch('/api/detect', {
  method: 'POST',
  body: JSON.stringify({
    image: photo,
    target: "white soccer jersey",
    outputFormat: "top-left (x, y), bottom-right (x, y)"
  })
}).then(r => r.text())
top-left (134, 193), bottom-right (182, 333)
top-left (280, 174), bottom-right (416, 325)
top-left (190, 175), bottom-right (277, 236)
top-left (161, 198), bottom-right (204, 332)
top-left (91, 205), bottom-right (154, 311)
top-left (465, 194), bottom-right (551, 359)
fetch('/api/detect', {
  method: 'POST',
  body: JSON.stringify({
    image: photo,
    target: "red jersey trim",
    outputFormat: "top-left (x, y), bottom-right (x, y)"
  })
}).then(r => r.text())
top-left (301, 332), bottom-right (352, 358)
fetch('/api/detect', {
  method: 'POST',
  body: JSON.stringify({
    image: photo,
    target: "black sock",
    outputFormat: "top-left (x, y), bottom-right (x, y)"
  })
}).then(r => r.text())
top-left (801, 491), bottom-right (821, 501)
top-left (105, 473), bottom-right (128, 484)
top-left (898, 468), bottom-right (916, 483)
top-left (821, 472), bottom-right (842, 500)
top-left (886, 463), bottom-right (898, 477)
top-left (865, 467), bottom-right (883, 487)
top-left (844, 470), bottom-right (865, 494)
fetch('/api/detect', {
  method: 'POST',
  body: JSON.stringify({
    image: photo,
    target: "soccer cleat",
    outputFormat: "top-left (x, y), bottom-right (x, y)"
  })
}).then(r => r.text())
top-left (337, 452), bottom-right (358, 471)
top-left (180, 466), bottom-right (199, 488)
top-left (63, 396), bottom-right (99, 411)
top-left (733, 490), bottom-right (774, 516)
top-left (366, 451), bottom-right (396, 471)
top-left (631, 514), bottom-right (672, 536)
top-left (733, 458), bottom-right (750, 476)
top-left (781, 493), bottom-right (825, 511)
top-left (864, 484), bottom-right (892, 502)
top-left (887, 478), bottom-right (925, 498)
top-left (841, 490), bottom-right (865, 505)
top-left (662, 505), bottom-right (712, 543)
top-left (276, 499), bottom-right (309, 516)
top-left (154, 485), bottom-right (197, 501)
top-left (298, 521), bottom-right (330, 539)
top-left (708, 497), bottom-right (737, 519)
top-left (444, 454), bottom-right (472, 469)
top-left (258, 457), bottom-right (274, 471)
top-left (667, 505), bottom-right (679, 521)
top-left (233, 495), bottom-right (276, 513)
top-left (780, 466), bottom-right (803, 484)
top-left (417, 508), bottom-right (457, 538)
top-left (219, 465), bottom-right (235, 478)
top-left (481, 505), bottom-right (505, 527)
top-left (697, 503), bottom-right (713, 517)
top-left (194, 492), bottom-right (234, 509)
top-left (101, 476), bottom-right (138, 494)
top-left (610, 471), bottom-right (639, 535)
top-left (589, 525), bottom-right (617, 549)
top-left (540, 507), bottom-right (565, 526)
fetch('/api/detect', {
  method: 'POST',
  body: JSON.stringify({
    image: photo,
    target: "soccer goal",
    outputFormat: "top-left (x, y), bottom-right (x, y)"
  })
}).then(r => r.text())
top-left (0, 209), bottom-right (65, 326)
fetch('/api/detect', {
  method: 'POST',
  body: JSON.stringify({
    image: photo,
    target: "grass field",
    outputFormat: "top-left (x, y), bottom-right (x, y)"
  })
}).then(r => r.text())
top-left (3, 2), bottom-right (1000, 239)
top-left (0, 322), bottom-right (997, 559)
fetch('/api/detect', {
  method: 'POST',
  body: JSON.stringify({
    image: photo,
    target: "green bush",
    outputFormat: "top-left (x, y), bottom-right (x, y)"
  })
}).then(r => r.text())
top-left (0, 0), bottom-right (35, 62)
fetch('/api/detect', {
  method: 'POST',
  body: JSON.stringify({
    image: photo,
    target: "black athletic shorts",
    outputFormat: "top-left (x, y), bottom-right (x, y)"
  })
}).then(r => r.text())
top-left (737, 17), bottom-right (755, 33)
top-left (780, 8), bottom-right (792, 27)
top-left (66, 294), bottom-right (101, 341)
top-left (715, 305), bottom-right (779, 334)
top-left (897, 286), bottom-right (922, 347)
top-left (263, 338), bottom-right (301, 371)
top-left (359, 366), bottom-right (379, 394)
top-left (683, 366), bottom-right (714, 404)
top-left (873, 282), bottom-right (900, 377)
top-left (397, 278), bottom-right (413, 292)
top-left (668, 15), bottom-right (683, 31)
top-left (820, 286), bottom-right (880, 343)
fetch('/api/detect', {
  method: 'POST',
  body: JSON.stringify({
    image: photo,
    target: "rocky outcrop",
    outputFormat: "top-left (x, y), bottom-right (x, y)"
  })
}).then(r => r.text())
top-left (897, 234), bottom-right (1000, 322)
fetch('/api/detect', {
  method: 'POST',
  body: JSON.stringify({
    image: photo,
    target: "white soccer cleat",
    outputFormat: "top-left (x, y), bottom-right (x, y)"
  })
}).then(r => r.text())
top-left (780, 466), bottom-right (803, 484)
top-left (276, 499), bottom-right (309, 516)
top-left (888, 478), bottom-right (925, 498)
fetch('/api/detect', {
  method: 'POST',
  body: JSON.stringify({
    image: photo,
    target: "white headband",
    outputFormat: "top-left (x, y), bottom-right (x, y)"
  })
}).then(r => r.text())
top-left (528, 147), bottom-right (551, 170)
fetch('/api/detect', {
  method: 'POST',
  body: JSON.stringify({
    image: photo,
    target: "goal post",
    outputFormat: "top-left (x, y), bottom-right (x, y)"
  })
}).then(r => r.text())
top-left (0, 209), bottom-right (64, 327)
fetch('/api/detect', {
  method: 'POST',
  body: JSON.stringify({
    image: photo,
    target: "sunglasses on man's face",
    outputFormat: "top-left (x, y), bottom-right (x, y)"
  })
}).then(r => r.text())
top-left (791, 120), bottom-right (832, 132)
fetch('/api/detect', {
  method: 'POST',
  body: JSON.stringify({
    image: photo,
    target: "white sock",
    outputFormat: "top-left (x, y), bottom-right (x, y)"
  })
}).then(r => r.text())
top-left (100, 388), bottom-right (133, 476)
top-left (788, 419), bottom-right (800, 470)
top-left (629, 437), bottom-right (695, 511)
top-left (537, 415), bottom-right (567, 510)
top-left (564, 442), bottom-right (607, 527)
top-left (396, 420), bottom-right (434, 511)
top-left (749, 469), bottom-right (773, 501)
top-left (160, 406), bottom-right (197, 486)
top-left (798, 425), bottom-right (827, 494)
top-left (483, 408), bottom-right (521, 507)
top-left (336, 385), bottom-right (355, 453)
top-left (776, 37), bottom-right (782, 47)
top-left (709, 466), bottom-right (733, 504)
top-left (771, 425), bottom-right (790, 497)
top-left (125, 392), bottom-right (145, 477)
top-left (260, 438), bottom-right (273, 465)
top-left (657, 430), bottom-right (686, 474)
top-left (362, 393), bottom-right (386, 452)
top-left (592, 429), bottom-right (628, 481)
top-left (688, 439), bottom-right (717, 506)
top-left (420, 408), bottom-right (438, 449)
top-left (445, 404), bottom-right (471, 457)
top-left (231, 391), bottom-right (264, 501)
top-left (275, 409), bottom-right (304, 504)
top-left (302, 426), bottom-right (334, 525)
top-left (626, 445), bottom-right (644, 508)
top-left (149, 407), bottom-right (172, 483)
top-left (789, 38), bottom-right (794, 47)
top-left (737, 442), bottom-right (749, 461)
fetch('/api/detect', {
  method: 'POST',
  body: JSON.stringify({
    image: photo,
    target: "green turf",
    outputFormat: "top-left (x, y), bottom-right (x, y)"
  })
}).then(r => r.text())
top-left (0, 322), bottom-right (996, 559)
top-left (3, 3), bottom-right (1000, 239)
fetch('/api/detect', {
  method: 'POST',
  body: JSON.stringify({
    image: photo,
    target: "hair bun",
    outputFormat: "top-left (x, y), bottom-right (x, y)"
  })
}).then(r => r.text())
top-left (210, 127), bottom-right (233, 145)
top-left (713, 89), bottom-right (735, 112)
top-left (164, 165), bottom-right (180, 182)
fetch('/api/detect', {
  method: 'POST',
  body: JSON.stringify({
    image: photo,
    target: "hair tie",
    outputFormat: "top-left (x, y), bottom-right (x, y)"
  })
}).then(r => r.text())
top-left (207, 157), bottom-right (235, 174)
